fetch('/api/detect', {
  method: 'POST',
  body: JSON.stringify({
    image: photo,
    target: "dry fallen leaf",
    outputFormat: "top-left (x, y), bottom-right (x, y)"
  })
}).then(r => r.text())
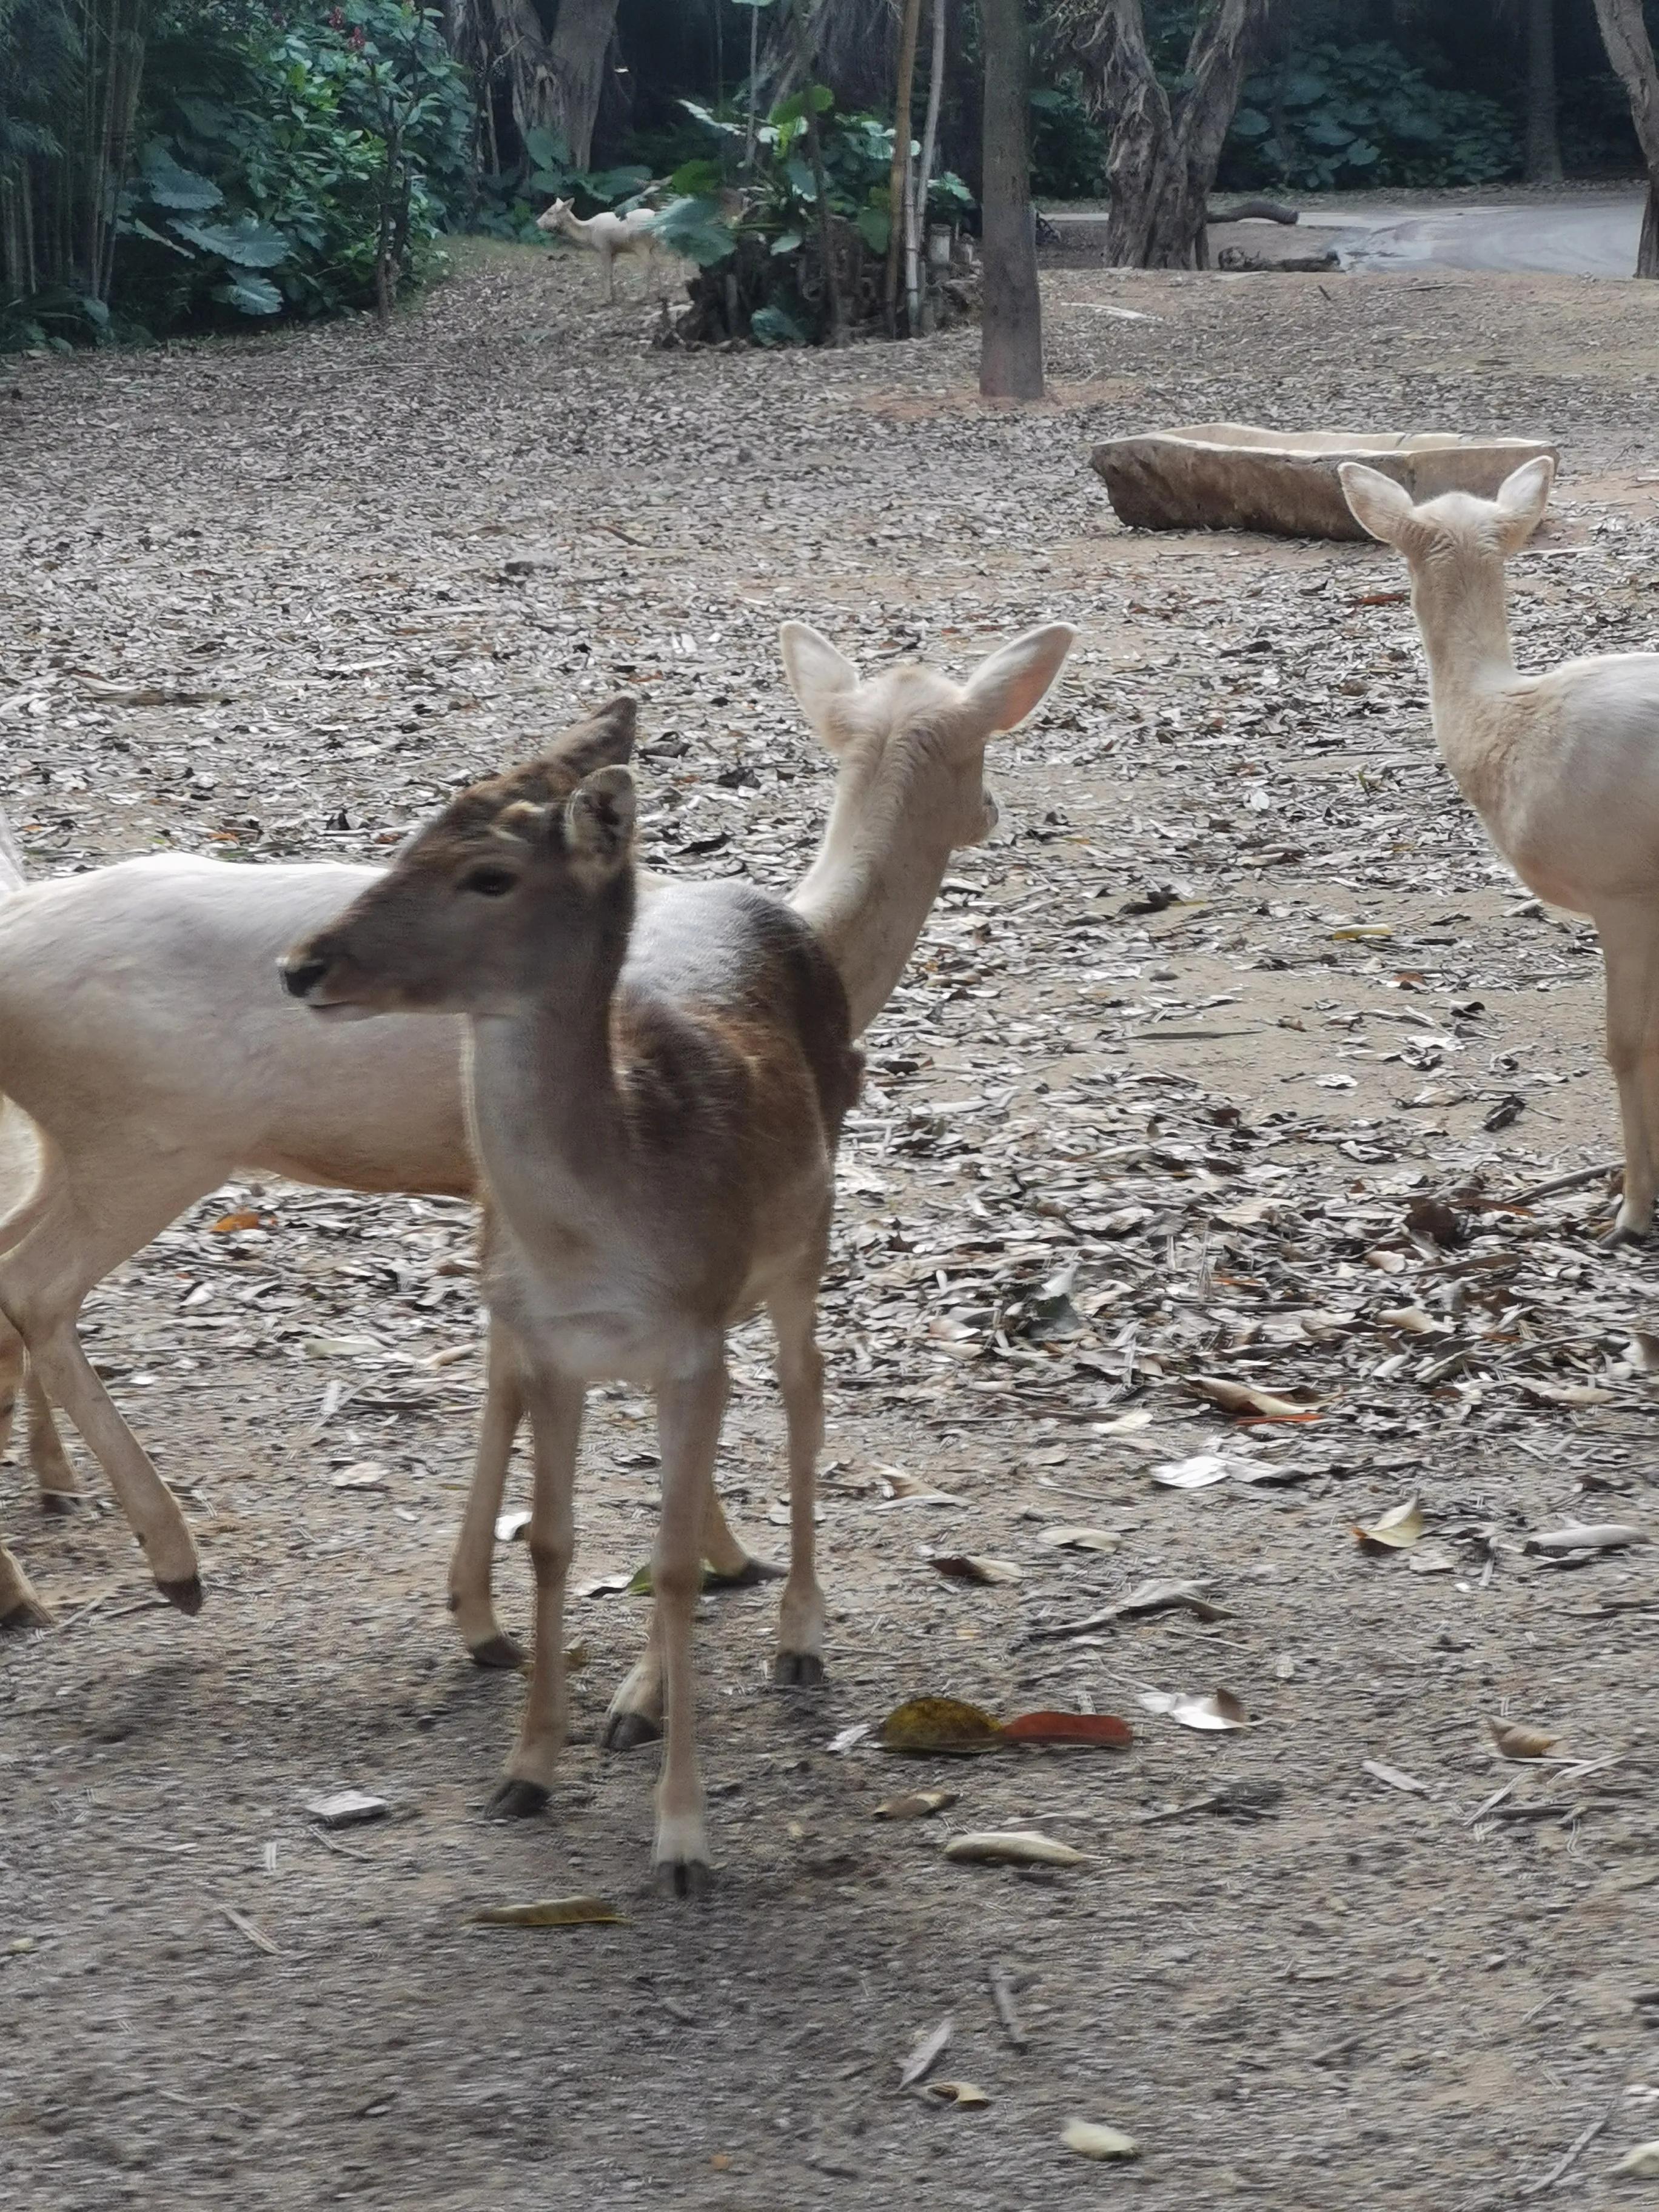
top-left (1487, 1718), bottom-right (1558, 1760)
top-left (1353, 1499), bottom-right (1425, 1550)
top-left (209, 1207), bottom-right (266, 1233)
top-left (874, 1788), bottom-right (959, 1821)
top-left (1378, 1306), bottom-right (1447, 1336)
top-left (898, 2015), bottom-right (953, 2090)
top-left (1137, 1687), bottom-right (1249, 1732)
top-left (876, 1697), bottom-right (1005, 1757)
top-left (930, 1554), bottom-right (1024, 1586)
top-left (1525, 1523), bottom-right (1646, 1556)
top-left (926, 2080), bottom-right (991, 2109)
top-left (943, 1830), bottom-right (1091, 1867)
top-left (1000, 1710), bottom-right (1134, 1749)
top-left (1520, 1379), bottom-right (1617, 1409)
top-left (1188, 1375), bottom-right (1322, 1421)
top-left (1037, 1525), bottom-right (1122, 1553)
top-left (471, 1896), bottom-right (625, 1928)
top-left (1062, 2120), bottom-right (1139, 2160)
top-left (1362, 1758), bottom-right (1429, 1794)
top-left (1150, 1453), bottom-right (1236, 1489)
top-left (1611, 2142), bottom-right (1659, 2177)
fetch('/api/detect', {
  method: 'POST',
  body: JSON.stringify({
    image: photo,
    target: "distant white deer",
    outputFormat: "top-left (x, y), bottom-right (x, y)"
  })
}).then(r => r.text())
top-left (1341, 454), bottom-right (1659, 1238)
top-left (536, 198), bottom-right (665, 304)
top-left (281, 622), bottom-right (1074, 1889)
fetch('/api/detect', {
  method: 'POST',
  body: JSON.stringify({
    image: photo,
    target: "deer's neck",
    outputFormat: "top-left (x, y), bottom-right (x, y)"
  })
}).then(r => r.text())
top-left (465, 896), bottom-right (631, 1245)
top-left (791, 763), bottom-right (960, 1037)
top-left (1410, 558), bottom-right (1518, 756)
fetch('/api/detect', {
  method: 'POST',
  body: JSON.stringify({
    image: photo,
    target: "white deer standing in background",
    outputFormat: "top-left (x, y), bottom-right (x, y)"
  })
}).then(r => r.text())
top-left (536, 198), bottom-right (665, 303)
top-left (1342, 452), bottom-right (1659, 1239)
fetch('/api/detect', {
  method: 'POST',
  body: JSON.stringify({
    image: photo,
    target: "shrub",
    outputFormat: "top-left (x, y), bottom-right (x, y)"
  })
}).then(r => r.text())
top-left (115, 0), bottom-right (473, 330)
top-left (1222, 39), bottom-right (1520, 193)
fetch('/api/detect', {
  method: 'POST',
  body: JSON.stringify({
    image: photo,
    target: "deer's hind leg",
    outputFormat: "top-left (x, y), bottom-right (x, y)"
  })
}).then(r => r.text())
top-left (768, 1246), bottom-right (830, 1691)
top-left (1596, 902), bottom-right (1659, 1239)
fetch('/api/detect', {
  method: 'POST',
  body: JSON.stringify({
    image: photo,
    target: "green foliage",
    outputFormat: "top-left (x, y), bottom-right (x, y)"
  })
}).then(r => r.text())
top-left (468, 121), bottom-right (652, 243)
top-left (110, 1), bottom-right (473, 331)
top-left (1030, 80), bottom-right (1106, 200)
top-left (1222, 39), bottom-right (1520, 192)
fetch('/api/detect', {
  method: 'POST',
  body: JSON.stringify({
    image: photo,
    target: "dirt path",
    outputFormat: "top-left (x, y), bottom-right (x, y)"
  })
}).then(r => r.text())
top-left (1, 247), bottom-right (1657, 2211)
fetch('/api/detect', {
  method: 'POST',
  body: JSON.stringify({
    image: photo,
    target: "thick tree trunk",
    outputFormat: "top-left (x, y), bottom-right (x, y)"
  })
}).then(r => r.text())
top-left (1525, 0), bottom-right (1562, 183)
top-left (1592, 0), bottom-right (1659, 275)
top-left (447, 0), bottom-right (617, 169)
top-left (546, 0), bottom-right (619, 167)
top-left (979, 0), bottom-right (1043, 401)
top-left (1061, 0), bottom-right (1272, 270)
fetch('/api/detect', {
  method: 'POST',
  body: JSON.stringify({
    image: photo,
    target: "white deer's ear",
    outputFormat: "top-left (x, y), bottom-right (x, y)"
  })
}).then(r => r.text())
top-left (779, 622), bottom-right (859, 737)
top-left (1494, 454), bottom-right (1554, 551)
top-left (962, 623), bottom-right (1078, 737)
top-left (1339, 462), bottom-right (1416, 547)
top-left (564, 765), bottom-right (636, 877)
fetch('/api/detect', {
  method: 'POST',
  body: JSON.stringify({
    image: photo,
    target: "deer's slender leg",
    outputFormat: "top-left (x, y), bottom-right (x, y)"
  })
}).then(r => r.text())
top-left (649, 1348), bottom-right (726, 1894)
top-left (488, 1353), bottom-right (583, 1817)
top-left (24, 1369), bottom-right (79, 1512)
top-left (447, 1320), bottom-right (526, 1669)
top-left (1597, 903), bottom-right (1659, 1238)
top-left (0, 1535), bottom-right (49, 1631)
top-left (768, 1255), bottom-right (828, 1689)
top-left (602, 1452), bottom-right (779, 1754)
top-left (0, 1155), bottom-right (213, 1606)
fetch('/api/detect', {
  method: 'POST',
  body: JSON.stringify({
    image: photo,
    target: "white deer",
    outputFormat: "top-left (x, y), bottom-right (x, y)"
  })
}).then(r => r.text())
top-left (536, 198), bottom-right (665, 304)
top-left (1341, 454), bottom-right (1659, 1238)
top-left (281, 622), bottom-right (1074, 1888)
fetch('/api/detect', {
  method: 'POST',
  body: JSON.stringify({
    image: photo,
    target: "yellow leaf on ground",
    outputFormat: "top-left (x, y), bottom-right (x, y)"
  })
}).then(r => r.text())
top-left (1353, 1499), bottom-right (1424, 1549)
top-left (1063, 2120), bottom-right (1140, 2160)
top-left (876, 1697), bottom-right (1004, 1756)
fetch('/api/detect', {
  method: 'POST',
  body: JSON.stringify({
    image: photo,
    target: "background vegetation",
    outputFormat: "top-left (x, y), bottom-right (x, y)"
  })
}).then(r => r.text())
top-left (2, 0), bottom-right (1653, 348)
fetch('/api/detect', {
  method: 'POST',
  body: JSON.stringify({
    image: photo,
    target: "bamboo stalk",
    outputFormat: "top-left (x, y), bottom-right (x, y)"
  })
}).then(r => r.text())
top-left (883, 0), bottom-right (922, 334)
top-left (907, 0), bottom-right (945, 332)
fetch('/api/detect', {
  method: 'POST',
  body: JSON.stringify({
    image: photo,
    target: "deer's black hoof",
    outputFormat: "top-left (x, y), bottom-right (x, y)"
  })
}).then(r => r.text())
top-left (602, 1711), bottom-right (661, 1753)
top-left (157, 1575), bottom-right (204, 1617)
top-left (773, 1651), bottom-right (825, 1689)
top-left (486, 1778), bottom-right (550, 1821)
top-left (468, 1633), bottom-right (526, 1672)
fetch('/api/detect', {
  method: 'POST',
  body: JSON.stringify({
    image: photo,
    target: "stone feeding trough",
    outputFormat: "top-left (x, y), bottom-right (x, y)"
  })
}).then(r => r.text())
top-left (1089, 424), bottom-right (1560, 540)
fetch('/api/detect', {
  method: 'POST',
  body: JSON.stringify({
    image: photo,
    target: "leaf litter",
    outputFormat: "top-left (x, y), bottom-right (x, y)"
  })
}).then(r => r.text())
top-left (7, 240), bottom-right (1659, 2211)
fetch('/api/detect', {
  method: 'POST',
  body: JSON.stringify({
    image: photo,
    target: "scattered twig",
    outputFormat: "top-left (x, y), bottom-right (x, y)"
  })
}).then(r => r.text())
top-left (219, 1903), bottom-right (279, 1956)
top-left (987, 1963), bottom-right (1028, 2051)
top-left (1507, 1161), bottom-right (1620, 1207)
top-left (1515, 2094), bottom-right (1619, 2197)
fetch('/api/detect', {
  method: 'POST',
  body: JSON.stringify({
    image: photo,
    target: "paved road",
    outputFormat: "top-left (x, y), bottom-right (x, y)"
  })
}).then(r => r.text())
top-left (1043, 193), bottom-right (1647, 278)
top-left (1305, 194), bottom-right (1645, 276)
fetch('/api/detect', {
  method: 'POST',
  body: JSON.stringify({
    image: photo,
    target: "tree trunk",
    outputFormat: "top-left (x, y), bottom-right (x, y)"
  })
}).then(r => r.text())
top-left (909, 0), bottom-right (946, 332)
top-left (454, 0), bottom-right (617, 169)
top-left (1061, 0), bottom-right (1272, 269)
top-left (979, 0), bottom-right (1043, 401)
top-left (793, 0), bottom-right (848, 347)
top-left (1525, 0), bottom-right (1562, 183)
top-left (1592, 0), bottom-right (1659, 275)
top-left (762, 0), bottom-right (895, 111)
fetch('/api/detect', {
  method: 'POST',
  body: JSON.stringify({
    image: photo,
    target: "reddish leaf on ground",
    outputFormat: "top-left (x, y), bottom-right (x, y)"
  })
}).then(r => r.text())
top-left (1001, 1711), bottom-right (1134, 1749)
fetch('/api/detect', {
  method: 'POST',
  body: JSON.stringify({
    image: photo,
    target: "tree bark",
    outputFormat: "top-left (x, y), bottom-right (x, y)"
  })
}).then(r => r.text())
top-left (793, 0), bottom-right (848, 347)
top-left (449, 0), bottom-right (617, 169)
top-left (979, 0), bottom-right (1043, 401)
top-left (1525, 0), bottom-right (1562, 183)
top-left (1059, 0), bottom-right (1272, 269)
top-left (1592, 0), bottom-right (1659, 276)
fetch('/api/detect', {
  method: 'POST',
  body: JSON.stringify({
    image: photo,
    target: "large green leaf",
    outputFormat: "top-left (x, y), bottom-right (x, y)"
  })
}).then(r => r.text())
top-left (648, 195), bottom-right (736, 267)
top-left (750, 303), bottom-right (806, 347)
top-left (141, 147), bottom-right (223, 211)
top-left (679, 98), bottom-right (743, 140)
top-left (213, 274), bottom-right (283, 315)
top-left (856, 204), bottom-right (889, 253)
top-left (585, 165), bottom-right (651, 204)
top-left (170, 218), bottom-right (291, 269)
top-left (522, 126), bottom-right (572, 173)
top-left (670, 157), bottom-right (724, 198)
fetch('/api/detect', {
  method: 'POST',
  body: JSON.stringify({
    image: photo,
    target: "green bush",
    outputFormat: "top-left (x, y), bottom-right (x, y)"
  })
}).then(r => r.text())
top-left (115, 0), bottom-right (472, 330)
top-left (1222, 39), bottom-right (1520, 192)
top-left (1030, 80), bottom-right (1106, 200)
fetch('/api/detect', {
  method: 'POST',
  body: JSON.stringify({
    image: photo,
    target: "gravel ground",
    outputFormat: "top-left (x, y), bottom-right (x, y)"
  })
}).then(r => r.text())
top-left (1, 241), bottom-right (1657, 2212)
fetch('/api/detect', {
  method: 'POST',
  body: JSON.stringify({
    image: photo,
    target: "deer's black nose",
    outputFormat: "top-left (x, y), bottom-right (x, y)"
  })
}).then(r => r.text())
top-left (281, 954), bottom-right (328, 1000)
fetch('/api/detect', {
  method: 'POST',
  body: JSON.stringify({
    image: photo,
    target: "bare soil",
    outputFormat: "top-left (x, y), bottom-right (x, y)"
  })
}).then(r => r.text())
top-left (2, 244), bottom-right (1657, 2212)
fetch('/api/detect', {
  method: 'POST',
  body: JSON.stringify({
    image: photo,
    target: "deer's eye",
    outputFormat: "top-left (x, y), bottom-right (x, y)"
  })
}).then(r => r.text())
top-left (459, 865), bottom-right (518, 898)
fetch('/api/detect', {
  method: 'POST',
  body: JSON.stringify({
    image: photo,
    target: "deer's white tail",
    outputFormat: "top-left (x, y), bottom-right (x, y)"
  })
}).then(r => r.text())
top-left (0, 806), bottom-right (25, 897)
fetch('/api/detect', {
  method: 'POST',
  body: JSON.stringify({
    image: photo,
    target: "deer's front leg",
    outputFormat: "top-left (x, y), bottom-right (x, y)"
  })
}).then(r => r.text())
top-left (488, 1358), bottom-right (583, 1818)
top-left (768, 1276), bottom-right (826, 1689)
top-left (447, 1320), bottom-right (526, 1671)
top-left (649, 1349), bottom-right (727, 1895)
top-left (0, 1538), bottom-right (49, 1632)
